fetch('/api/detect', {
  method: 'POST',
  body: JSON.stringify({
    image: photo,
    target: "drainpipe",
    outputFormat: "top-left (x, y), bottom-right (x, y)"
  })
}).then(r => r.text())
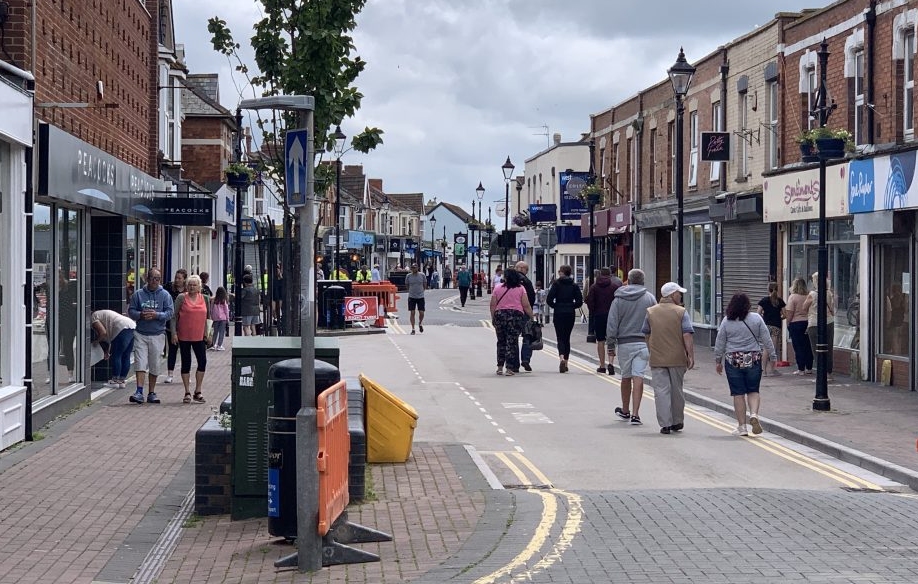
top-left (866, 1), bottom-right (877, 144)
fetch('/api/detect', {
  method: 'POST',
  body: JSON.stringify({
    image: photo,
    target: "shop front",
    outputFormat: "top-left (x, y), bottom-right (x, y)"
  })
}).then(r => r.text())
top-left (763, 163), bottom-right (857, 378)
top-left (33, 123), bottom-right (167, 427)
top-left (710, 192), bottom-right (774, 311)
top-left (0, 67), bottom-right (33, 448)
top-left (847, 150), bottom-right (918, 389)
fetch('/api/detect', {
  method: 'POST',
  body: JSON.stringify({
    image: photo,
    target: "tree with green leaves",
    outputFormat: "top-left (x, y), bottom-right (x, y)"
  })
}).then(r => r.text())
top-left (208, 0), bottom-right (383, 188)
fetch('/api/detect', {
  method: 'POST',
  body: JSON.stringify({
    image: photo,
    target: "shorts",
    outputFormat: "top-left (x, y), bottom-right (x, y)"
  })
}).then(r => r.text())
top-left (593, 313), bottom-right (608, 342)
top-left (617, 342), bottom-right (649, 379)
top-left (725, 361), bottom-right (762, 396)
top-left (242, 315), bottom-right (262, 326)
top-left (408, 297), bottom-right (426, 312)
top-left (133, 331), bottom-right (165, 376)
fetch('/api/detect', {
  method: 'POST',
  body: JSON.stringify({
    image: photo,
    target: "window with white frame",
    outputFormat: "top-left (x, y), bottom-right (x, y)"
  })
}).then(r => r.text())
top-left (709, 101), bottom-right (722, 181)
top-left (628, 137), bottom-right (636, 202)
top-left (854, 50), bottom-right (867, 145)
top-left (688, 110), bottom-right (698, 187)
top-left (613, 141), bottom-right (620, 198)
top-left (807, 67), bottom-right (818, 130)
top-left (739, 92), bottom-right (749, 179)
top-left (560, 254), bottom-right (588, 287)
top-left (905, 30), bottom-right (915, 137)
top-left (599, 147), bottom-right (606, 186)
top-left (668, 121), bottom-right (675, 194)
top-left (649, 129), bottom-right (656, 198)
top-left (768, 81), bottom-right (779, 169)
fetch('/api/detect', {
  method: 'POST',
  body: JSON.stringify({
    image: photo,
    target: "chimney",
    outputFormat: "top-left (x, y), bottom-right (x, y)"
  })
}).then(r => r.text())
top-left (552, 133), bottom-right (561, 146)
top-left (368, 178), bottom-right (383, 191)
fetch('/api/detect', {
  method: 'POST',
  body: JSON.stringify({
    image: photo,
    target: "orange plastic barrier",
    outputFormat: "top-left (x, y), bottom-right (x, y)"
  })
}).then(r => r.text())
top-left (316, 380), bottom-right (349, 537)
top-left (351, 282), bottom-right (400, 327)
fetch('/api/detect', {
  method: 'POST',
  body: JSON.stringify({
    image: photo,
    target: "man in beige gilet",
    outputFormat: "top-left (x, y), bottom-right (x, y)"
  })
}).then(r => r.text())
top-left (642, 282), bottom-right (695, 434)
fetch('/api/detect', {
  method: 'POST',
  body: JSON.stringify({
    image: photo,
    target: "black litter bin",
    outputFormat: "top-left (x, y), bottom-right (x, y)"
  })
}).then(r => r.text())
top-left (267, 358), bottom-right (341, 539)
top-left (317, 280), bottom-right (351, 329)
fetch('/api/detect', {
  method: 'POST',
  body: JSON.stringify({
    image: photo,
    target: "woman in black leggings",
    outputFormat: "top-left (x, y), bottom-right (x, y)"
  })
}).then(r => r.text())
top-left (546, 265), bottom-right (583, 373)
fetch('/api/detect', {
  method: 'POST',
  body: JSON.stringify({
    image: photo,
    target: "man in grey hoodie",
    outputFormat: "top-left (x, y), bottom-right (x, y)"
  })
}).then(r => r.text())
top-left (606, 269), bottom-right (657, 425)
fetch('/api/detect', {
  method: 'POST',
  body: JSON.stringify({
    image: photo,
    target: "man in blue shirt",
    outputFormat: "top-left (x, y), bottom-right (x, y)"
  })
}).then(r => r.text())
top-left (127, 268), bottom-right (174, 404)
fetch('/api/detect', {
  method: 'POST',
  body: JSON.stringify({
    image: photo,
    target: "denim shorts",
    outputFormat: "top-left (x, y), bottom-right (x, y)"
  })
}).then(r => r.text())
top-left (725, 361), bottom-right (763, 396)
top-left (617, 342), bottom-right (649, 379)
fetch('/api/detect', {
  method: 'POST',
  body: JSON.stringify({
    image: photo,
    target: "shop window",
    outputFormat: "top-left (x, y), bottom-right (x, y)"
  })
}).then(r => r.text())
top-left (560, 254), bottom-right (588, 288)
top-left (877, 241), bottom-right (909, 357)
top-left (685, 224), bottom-right (714, 326)
top-left (787, 219), bottom-right (860, 350)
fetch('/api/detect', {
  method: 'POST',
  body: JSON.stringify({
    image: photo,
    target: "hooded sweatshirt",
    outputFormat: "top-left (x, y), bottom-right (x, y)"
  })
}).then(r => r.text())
top-left (586, 275), bottom-right (622, 316)
top-left (606, 284), bottom-right (656, 350)
top-left (546, 276), bottom-right (583, 316)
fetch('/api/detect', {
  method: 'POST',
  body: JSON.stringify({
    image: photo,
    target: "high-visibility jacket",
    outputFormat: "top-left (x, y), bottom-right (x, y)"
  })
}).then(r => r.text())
top-left (355, 270), bottom-right (372, 282)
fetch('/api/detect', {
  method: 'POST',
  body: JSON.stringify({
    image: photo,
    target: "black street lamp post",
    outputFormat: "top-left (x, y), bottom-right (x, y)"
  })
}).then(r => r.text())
top-left (668, 47), bottom-right (696, 288)
top-left (468, 219), bottom-right (478, 300)
top-left (501, 156), bottom-right (515, 270)
top-left (486, 207), bottom-right (494, 294)
top-left (813, 39), bottom-right (834, 411)
top-left (429, 215), bottom-right (437, 275)
top-left (233, 108), bottom-right (245, 337)
top-left (380, 196), bottom-right (390, 280)
top-left (331, 125), bottom-right (346, 280)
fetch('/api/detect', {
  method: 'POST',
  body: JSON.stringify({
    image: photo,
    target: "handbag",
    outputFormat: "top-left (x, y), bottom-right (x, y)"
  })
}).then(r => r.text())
top-left (524, 319), bottom-right (544, 351)
top-left (205, 319), bottom-right (214, 346)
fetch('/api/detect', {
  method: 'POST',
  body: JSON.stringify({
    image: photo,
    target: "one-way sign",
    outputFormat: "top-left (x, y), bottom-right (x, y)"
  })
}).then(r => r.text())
top-left (285, 129), bottom-right (308, 207)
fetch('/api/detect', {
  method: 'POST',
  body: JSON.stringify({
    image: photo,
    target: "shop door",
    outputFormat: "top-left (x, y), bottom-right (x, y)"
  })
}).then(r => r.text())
top-left (721, 221), bottom-right (771, 309)
top-left (655, 229), bottom-right (670, 290)
top-left (874, 239), bottom-right (912, 388)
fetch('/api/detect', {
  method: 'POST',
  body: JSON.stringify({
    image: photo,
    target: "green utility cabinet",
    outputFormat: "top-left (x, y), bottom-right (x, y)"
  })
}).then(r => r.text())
top-left (230, 336), bottom-right (340, 520)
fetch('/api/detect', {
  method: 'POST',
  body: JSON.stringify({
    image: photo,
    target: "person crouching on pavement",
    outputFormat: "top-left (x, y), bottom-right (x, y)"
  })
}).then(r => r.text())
top-left (643, 282), bottom-right (694, 434)
top-left (490, 267), bottom-right (534, 376)
top-left (606, 268), bottom-right (656, 425)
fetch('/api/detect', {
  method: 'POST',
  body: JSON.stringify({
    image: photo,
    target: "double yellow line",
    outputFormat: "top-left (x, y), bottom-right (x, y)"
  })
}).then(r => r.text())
top-left (541, 348), bottom-right (884, 490)
top-left (473, 451), bottom-right (582, 584)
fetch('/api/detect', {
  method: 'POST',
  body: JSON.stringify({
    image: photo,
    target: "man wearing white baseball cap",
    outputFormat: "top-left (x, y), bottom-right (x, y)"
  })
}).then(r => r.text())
top-left (642, 282), bottom-right (695, 434)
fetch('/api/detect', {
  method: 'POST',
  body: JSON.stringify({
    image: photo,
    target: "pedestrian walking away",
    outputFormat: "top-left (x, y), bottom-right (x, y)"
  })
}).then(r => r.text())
top-left (171, 274), bottom-right (212, 404)
top-left (490, 268), bottom-right (534, 376)
top-left (405, 263), bottom-right (427, 334)
top-left (757, 282), bottom-right (786, 377)
top-left (456, 265), bottom-right (472, 307)
top-left (371, 264), bottom-right (382, 282)
top-left (606, 268), bottom-right (656, 425)
top-left (127, 268), bottom-right (174, 404)
top-left (210, 287), bottom-right (230, 350)
top-left (785, 277), bottom-right (813, 375)
top-left (586, 266), bottom-right (622, 373)
top-left (643, 282), bottom-right (694, 434)
top-left (239, 273), bottom-right (262, 336)
top-left (90, 308), bottom-right (136, 388)
top-left (163, 268), bottom-right (187, 384)
top-left (714, 292), bottom-right (776, 436)
top-left (514, 261), bottom-right (537, 371)
top-left (546, 265), bottom-right (583, 373)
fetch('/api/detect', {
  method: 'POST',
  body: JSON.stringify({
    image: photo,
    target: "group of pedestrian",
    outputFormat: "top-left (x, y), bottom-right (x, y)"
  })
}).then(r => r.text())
top-left (765, 273), bottom-right (835, 380)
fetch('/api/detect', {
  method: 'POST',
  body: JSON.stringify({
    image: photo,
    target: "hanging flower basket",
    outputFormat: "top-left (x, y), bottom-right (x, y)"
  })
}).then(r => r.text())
top-left (512, 210), bottom-right (532, 227)
top-left (579, 184), bottom-right (603, 205)
top-left (799, 142), bottom-right (819, 163)
top-left (224, 163), bottom-right (256, 188)
top-left (815, 138), bottom-right (845, 160)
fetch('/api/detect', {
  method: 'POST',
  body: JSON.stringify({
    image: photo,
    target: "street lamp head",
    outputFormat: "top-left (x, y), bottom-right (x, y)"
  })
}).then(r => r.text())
top-left (431, 215), bottom-right (437, 226)
top-left (667, 47), bottom-right (696, 99)
top-left (381, 195), bottom-right (390, 211)
top-left (331, 125), bottom-right (347, 157)
top-left (476, 181), bottom-right (485, 201)
top-left (501, 156), bottom-right (515, 181)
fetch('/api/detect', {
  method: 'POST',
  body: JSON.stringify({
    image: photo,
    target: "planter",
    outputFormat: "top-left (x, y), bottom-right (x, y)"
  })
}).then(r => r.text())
top-left (225, 171), bottom-right (252, 189)
top-left (582, 192), bottom-right (602, 206)
top-left (815, 137), bottom-right (845, 160)
top-left (799, 142), bottom-right (819, 163)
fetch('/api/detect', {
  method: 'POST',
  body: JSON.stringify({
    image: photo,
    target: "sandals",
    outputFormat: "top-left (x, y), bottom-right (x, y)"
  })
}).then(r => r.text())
top-left (183, 393), bottom-right (192, 404)
top-left (192, 392), bottom-right (206, 404)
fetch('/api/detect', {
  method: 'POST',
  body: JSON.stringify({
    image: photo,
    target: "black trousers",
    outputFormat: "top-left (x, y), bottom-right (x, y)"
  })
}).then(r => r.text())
top-left (459, 286), bottom-right (469, 306)
top-left (553, 313), bottom-right (575, 359)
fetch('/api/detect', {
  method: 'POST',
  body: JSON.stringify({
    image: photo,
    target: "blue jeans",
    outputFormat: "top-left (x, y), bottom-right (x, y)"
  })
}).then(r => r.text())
top-left (110, 328), bottom-right (134, 380)
top-left (725, 361), bottom-right (762, 396)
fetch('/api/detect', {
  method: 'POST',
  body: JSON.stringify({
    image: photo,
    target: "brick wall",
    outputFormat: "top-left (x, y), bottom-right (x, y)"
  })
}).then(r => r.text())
top-left (195, 417), bottom-right (232, 516)
top-left (4, 0), bottom-right (159, 175)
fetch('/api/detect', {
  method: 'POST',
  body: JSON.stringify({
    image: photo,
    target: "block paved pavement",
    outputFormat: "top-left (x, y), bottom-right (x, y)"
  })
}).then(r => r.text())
top-left (2, 320), bottom-right (918, 583)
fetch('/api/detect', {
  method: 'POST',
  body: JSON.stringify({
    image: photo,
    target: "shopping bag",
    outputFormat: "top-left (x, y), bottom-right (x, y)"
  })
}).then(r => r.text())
top-left (524, 320), bottom-right (544, 351)
top-left (205, 319), bottom-right (214, 346)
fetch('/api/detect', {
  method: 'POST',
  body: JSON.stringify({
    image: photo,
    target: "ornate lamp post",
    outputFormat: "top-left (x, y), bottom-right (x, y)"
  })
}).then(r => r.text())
top-left (486, 207), bottom-right (494, 294)
top-left (380, 195), bottom-right (390, 279)
top-left (667, 48), bottom-right (696, 287)
top-left (331, 125), bottom-right (347, 280)
top-left (813, 39), bottom-right (834, 412)
top-left (468, 219), bottom-right (479, 300)
top-left (501, 157), bottom-right (515, 270)
top-left (429, 215), bottom-right (437, 276)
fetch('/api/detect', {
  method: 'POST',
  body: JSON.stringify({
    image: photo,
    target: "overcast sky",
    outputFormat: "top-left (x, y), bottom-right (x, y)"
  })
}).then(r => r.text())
top-left (174, 0), bottom-right (833, 212)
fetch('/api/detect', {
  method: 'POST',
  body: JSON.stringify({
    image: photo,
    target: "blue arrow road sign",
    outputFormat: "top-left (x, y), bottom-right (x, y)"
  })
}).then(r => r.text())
top-left (285, 129), bottom-right (308, 207)
top-left (517, 241), bottom-right (527, 256)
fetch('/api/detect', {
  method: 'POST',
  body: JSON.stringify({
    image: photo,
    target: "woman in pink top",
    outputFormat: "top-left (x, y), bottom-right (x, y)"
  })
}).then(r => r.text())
top-left (785, 277), bottom-right (813, 375)
top-left (489, 268), bottom-right (534, 376)
top-left (171, 274), bottom-right (212, 403)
